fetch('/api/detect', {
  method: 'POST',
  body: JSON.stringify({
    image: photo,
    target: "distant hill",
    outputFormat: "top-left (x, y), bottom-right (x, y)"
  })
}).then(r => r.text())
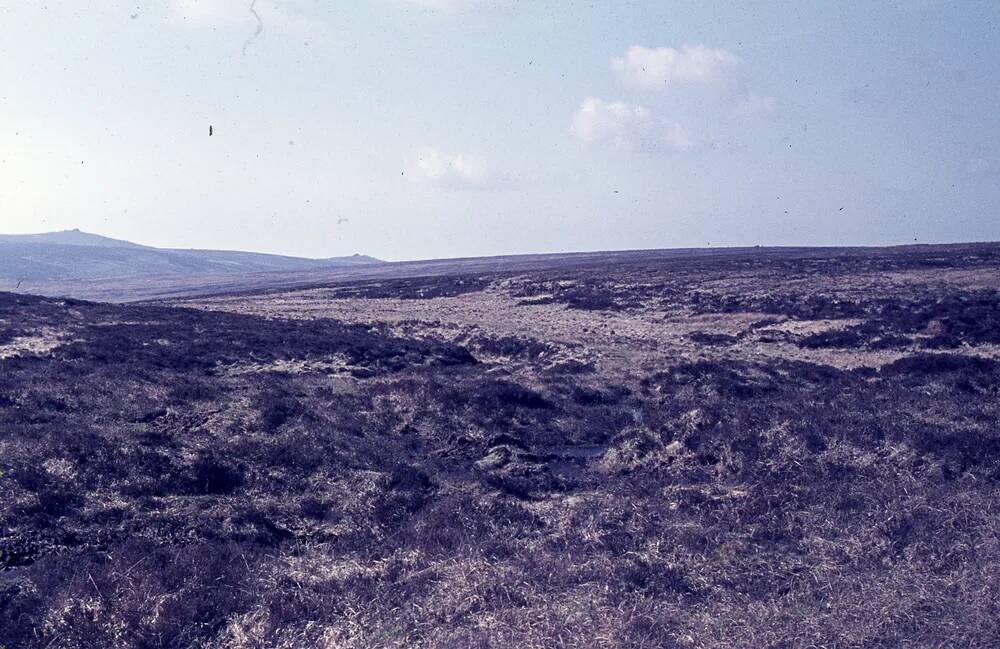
top-left (0, 230), bottom-right (147, 249)
top-left (0, 230), bottom-right (383, 282)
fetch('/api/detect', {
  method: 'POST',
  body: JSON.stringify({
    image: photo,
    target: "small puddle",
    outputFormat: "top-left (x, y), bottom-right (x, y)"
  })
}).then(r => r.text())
top-left (547, 444), bottom-right (608, 460)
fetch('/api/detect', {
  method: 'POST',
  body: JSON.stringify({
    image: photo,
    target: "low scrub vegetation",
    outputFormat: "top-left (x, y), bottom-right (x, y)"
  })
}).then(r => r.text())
top-left (1, 245), bottom-right (999, 647)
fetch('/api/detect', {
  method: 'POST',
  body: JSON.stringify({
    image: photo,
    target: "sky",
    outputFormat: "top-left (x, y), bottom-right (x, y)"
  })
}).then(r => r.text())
top-left (1, 0), bottom-right (998, 260)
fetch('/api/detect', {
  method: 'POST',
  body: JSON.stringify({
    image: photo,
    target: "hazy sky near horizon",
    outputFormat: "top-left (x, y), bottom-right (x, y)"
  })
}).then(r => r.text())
top-left (1, 1), bottom-right (998, 260)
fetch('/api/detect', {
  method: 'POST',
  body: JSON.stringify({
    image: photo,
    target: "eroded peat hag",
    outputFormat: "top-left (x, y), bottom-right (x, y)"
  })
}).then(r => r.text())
top-left (2, 244), bottom-right (1000, 648)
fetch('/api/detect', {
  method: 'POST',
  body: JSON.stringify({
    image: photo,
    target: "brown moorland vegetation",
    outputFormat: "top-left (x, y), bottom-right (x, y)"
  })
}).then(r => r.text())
top-left (2, 244), bottom-right (1000, 648)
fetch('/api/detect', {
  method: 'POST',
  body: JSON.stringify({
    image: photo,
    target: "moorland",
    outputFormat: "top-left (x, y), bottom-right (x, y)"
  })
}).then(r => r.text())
top-left (2, 242), bottom-right (999, 648)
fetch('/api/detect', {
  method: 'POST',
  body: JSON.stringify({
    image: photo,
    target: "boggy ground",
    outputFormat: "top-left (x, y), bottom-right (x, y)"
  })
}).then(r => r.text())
top-left (1, 244), bottom-right (1000, 648)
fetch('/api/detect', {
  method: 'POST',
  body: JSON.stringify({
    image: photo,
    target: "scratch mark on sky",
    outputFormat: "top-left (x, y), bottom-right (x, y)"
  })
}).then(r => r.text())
top-left (242, 0), bottom-right (263, 56)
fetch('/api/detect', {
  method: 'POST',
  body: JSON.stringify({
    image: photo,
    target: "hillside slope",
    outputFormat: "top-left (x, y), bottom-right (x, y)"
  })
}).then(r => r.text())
top-left (0, 230), bottom-right (381, 282)
top-left (7, 241), bottom-right (996, 303)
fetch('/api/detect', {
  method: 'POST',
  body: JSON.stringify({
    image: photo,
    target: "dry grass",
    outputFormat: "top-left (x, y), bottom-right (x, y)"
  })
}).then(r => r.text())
top-left (2, 245), bottom-right (1000, 647)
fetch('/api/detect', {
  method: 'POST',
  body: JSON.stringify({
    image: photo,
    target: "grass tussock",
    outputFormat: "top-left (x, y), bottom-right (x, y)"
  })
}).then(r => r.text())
top-left (1, 245), bottom-right (1000, 647)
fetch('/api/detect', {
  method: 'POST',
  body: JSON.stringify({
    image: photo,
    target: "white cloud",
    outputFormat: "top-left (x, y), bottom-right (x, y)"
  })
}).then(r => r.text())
top-left (168, 0), bottom-right (323, 38)
top-left (399, 0), bottom-right (486, 12)
top-left (735, 93), bottom-right (778, 116)
top-left (570, 98), bottom-right (697, 153)
top-left (574, 45), bottom-right (775, 154)
top-left (570, 98), bottom-right (649, 145)
top-left (612, 45), bottom-right (741, 90)
top-left (170, 0), bottom-right (248, 24)
top-left (410, 148), bottom-right (504, 190)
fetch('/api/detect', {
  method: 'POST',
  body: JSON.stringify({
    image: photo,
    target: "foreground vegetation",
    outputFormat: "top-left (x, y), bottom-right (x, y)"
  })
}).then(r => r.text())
top-left (2, 245), bottom-right (999, 648)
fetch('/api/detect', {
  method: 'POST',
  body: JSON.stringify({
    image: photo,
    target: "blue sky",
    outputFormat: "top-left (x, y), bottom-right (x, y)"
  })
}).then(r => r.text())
top-left (1, 1), bottom-right (998, 260)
